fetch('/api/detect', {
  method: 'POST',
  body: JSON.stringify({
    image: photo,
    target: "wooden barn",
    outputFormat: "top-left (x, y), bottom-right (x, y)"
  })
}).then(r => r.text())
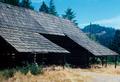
top-left (0, 2), bottom-right (119, 68)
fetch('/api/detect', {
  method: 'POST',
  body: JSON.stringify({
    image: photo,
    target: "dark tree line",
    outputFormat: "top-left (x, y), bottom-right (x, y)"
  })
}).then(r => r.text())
top-left (110, 30), bottom-right (120, 62)
top-left (20, 0), bottom-right (34, 10)
top-left (0, 0), bottom-right (34, 9)
top-left (39, 0), bottom-right (77, 25)
top-left (82, 24), bottom-right (120, 63)
top-left (39, 0), bottom-right (57, 16)
top-left (83, 24), bottom-right (120, 55)
top-left (0, 0), bottom-right (19, 6)
top-left (82, 24), bottom-right (116, 47)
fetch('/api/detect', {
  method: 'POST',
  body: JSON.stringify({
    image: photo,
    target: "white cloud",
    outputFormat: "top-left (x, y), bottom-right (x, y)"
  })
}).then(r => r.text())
top-left (94, 16), bottom-right (120, 29)
top-left (79, 16), bottom-right (120, 29)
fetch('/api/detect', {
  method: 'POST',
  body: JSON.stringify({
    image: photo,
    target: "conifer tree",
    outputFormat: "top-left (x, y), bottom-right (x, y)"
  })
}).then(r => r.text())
top-left (39, 1), bottom-right (49, 13)
top-left (62, 8), bottom-right (78, 25)
top-left (49, 0), bottom-right (58, 16)
top-left (20, 0), bottom-right (34, 10)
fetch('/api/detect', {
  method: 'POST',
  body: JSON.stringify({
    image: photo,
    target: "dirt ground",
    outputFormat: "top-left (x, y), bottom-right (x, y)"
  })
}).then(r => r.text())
top-left (82, 71), bottom-right (120, 82)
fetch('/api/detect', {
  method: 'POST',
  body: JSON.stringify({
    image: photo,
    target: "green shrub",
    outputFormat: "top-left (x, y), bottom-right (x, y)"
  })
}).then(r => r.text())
top-left (29, 63), bottom-right (43, 75)
top-left (0, 63), bottom-right (43, 79)
top-left (18, 63), bottom-right (43, 75)
top-left (2, 69), bottom-right (16, 79)
top-left (18, 66), bottom-right (29, 75)
top-left (64, 63), bottom-right (72, 68)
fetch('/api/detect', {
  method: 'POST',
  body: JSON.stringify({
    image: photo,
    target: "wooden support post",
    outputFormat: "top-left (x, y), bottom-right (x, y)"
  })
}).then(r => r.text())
top-left (63, 55), bottom-right (66, 69)
top-left (42, 54), bottom-right (45, 65)
top-left (12, 53), bottom-right (16, 66)
top-left (87, 55), bottom-right (89, 67)
top-left (105, 56), bottom-right (107, 68)
top-left (12, 53), bottom-right (15, 60)
top-left (34, 53), bottom-right (39, 67)
top-left (92, 56), bottom-right (95, 64)
top-left (86, 51), bottom-right (90, 67)
top-left (34, 54), bottom-right (36, 63)
top-left (115, 56), bottom-right (117, 68)
top-left (101, 57), bottom-right (104, 67)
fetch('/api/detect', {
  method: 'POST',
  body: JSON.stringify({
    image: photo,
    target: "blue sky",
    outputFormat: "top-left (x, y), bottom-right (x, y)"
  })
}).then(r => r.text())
top-left (31, 0), bottom-right (120, 29)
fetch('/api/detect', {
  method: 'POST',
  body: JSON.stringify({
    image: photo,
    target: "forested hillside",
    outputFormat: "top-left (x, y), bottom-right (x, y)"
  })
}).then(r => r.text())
top-left (82, 24), bottom-right (116, 48)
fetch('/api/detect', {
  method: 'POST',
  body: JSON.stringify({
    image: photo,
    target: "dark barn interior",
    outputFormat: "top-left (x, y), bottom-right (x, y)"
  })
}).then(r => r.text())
top-left (41, 34), bottom-right (95, 67)
top-left (0, 36), bottom-right (17, 68)
top-left (15, 52), bottom-right (67, 66)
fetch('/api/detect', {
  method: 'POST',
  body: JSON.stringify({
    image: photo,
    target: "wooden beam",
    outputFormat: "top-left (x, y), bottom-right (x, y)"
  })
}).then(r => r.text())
top-left (115, 56), bottom-right (117, 68)
top-left (11, 53), bottom-right (16, 67)
top-left (33, 53), bottom-right (37, 63)
top-left (100, 57), bottom-right (104, 67)
top-left (86, 51), bottom-right (90, 67)
top-left (41, 54), bottom-right (45, 65)
top-left (63, 55), bottom-right (66, 69)
top-left (33, 53), bottom-right (39, 67)
top-left (92, 56), bottom-right (95, 64)
top-left (105, 56), bottom-right (107, 68)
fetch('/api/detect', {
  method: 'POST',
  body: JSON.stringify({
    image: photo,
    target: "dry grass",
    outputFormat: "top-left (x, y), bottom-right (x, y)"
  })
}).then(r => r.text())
top-left (0, 66), bottom-right (91, 82)
top-left (0, 65), bottom-right (120, 82)
top-left (82, 65), bottom-right (120, 75)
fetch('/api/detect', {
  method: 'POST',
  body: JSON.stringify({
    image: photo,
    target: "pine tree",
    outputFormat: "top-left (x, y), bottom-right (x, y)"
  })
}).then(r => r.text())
top-left (49, 0), bottom-right (58, 16)
top-left (62, 8), bottom-right (78, 25)
top-left (39, 1), bottom-right (49, 13)
top-left (20, 0), bottom-right (34, 10)
top-left (0, 0), bottom-right (19, 6)
top-left (110, 30), bottom-right (120, 54)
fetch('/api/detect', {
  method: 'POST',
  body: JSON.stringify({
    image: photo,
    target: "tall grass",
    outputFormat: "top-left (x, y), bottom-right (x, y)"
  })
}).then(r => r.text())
top-left (0, 65), bottom-right (120, 82)
top-left (0, 68), bottom-right (16, 79)
top-left (0, 63), bottom-right (43, 79)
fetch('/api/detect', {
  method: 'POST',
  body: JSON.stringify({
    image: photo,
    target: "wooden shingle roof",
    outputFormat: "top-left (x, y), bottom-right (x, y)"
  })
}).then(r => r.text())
top-left (0, 2), bottom-right (47, 33)
top-left (28, 10), bottom-right (64, 36)
top-left (60, 19), bottom-right (118, 56)
top-left (0, 27), bottom-right (68, 53)
top-left (0, 2), bottom-right (118, 56)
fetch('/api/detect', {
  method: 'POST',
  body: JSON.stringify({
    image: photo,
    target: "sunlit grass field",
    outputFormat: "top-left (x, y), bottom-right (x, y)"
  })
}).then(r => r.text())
top-left (0, 65), bottom-right (120, 82)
